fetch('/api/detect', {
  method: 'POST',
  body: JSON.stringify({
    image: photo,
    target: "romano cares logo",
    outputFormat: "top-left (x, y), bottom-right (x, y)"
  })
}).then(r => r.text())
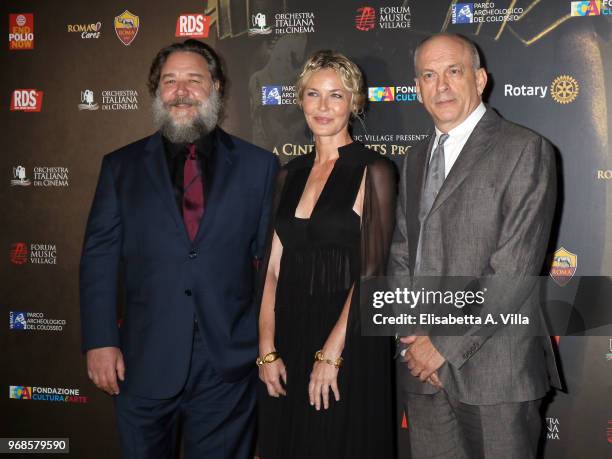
top-left (67, 21), bottom-right (102, 39)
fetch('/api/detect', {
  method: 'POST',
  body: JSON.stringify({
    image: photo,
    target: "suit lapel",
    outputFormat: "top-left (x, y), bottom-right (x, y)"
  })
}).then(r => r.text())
top-left (407, 135), bottom-right (434, 270)
top-left (192, 129), bottom-right (235, 245)
top-left (142, 132), bottom-right (189, 242)
top-left (429, 108), bottom-right (500, 215)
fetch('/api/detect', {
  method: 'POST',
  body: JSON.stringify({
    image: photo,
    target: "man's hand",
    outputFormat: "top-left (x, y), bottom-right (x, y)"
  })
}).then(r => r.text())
top-left (400, 336), bottom-right (445, 382)
top-left (427, 372), bottom-right (444, 389)
top-left (86, 347), bottom-right (125, 395)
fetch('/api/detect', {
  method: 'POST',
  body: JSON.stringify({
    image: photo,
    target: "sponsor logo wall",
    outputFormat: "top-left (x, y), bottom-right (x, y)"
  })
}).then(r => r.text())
top-left (10, 166), bottom-right (69, 187)
top-left (67, 22), bottom-right (102, 39)
top-left (175, 14), bottom-right (211, 38)
top-left (9, 311), bottom-right (66, 332)
top-left (10, 242), bottom-right (58, 265)
top-left (9, 13), bottom-right (34, 50)
top-left (3, 1), bottom-right (610, 458)
top-left (9, 385), bottom-right (87, 403)
top-left (10, 89), bottom-right (43, 112)
top-left (503, 75), bottom-right (580, 104)
top-left (78, 89), bottom-right (139, 111)
top-left (355, 6), bottom-right (412, 31)
top-left (114, 10), bottom-right (139, 45)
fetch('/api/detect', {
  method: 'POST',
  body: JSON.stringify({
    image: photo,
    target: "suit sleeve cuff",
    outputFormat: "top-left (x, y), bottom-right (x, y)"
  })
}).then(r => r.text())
top-left (430, 335), bottom-right (484, 369)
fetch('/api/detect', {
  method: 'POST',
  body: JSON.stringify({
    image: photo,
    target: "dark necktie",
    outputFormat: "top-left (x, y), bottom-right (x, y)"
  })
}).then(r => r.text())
top-left (183, 144), bottom-right (204, 241)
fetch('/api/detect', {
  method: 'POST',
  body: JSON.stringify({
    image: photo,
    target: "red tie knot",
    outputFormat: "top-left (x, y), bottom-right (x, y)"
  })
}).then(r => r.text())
top-left (187, 144), bottom-right (197, 160)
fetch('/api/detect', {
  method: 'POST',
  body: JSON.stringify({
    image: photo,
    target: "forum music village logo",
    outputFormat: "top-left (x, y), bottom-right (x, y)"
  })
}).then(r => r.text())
top-left (354, 6), bottom-right (411, 31)
top-left (10, 242), bottom-right (57, 266)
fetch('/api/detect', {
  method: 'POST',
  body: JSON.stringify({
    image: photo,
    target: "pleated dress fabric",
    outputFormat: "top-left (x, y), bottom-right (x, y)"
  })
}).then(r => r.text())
top-left (257, 142), bottom-right (397, 459)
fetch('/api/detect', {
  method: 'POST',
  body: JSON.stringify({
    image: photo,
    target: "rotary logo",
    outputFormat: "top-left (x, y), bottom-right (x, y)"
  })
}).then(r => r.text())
top-left (550, 75), bottom-right (579, 104)
top-left (550, 247), bottom-right (577, 286)
top-left (114, 10), bottom-right (139, 46)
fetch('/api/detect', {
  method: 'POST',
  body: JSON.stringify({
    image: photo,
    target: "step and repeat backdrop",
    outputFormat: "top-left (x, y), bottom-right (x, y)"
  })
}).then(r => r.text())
top-left (2, 0), bottom-right (611, 457)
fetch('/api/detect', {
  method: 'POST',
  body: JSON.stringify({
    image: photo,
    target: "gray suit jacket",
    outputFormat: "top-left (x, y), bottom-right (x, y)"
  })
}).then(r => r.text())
top-left (389, 107), bottom-right (561, 404)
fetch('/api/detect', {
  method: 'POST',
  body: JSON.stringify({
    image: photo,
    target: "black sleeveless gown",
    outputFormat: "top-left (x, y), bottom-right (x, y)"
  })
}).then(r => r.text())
top-left (258, 142), bottom-right (397, 459)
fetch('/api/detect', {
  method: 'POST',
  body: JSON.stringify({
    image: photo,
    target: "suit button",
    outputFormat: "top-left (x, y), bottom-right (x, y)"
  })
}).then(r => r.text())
top-left (189, 250), bottom-right (197, 259)
top-left (184, 289), bottom-right (192, 296)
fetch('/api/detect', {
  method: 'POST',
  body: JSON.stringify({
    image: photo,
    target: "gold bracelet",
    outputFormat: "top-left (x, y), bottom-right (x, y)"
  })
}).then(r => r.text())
top-left (256, 351), bottom-right (280, 366)
top-left (314, 350), bottom-right (343, 368)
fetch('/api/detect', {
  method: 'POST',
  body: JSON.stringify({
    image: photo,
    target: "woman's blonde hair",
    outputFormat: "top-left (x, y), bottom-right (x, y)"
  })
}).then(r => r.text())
top-left (296, 50), bottom-right (365, 117)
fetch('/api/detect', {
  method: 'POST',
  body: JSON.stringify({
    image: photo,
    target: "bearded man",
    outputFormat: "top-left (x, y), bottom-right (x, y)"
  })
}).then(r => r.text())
top-left (80, 40), bottom-right (278, 459)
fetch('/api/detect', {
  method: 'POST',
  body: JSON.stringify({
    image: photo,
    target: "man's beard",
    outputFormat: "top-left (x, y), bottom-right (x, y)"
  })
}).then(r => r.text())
top-left (152, 87), bottom-right (221, 143)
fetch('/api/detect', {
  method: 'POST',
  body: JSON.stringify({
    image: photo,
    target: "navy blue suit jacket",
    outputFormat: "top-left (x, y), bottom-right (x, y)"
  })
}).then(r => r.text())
top-left (80, 129), bottom-right (278, 398)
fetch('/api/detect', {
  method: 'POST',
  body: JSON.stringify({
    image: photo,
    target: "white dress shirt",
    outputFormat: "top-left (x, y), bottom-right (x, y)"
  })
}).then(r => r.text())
top-left (431, 102), bottom-right (486, 178)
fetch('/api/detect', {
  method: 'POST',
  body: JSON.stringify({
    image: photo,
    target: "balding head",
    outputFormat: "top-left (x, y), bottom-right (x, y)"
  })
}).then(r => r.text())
top-left (414, 33), bottom-right (481, 76)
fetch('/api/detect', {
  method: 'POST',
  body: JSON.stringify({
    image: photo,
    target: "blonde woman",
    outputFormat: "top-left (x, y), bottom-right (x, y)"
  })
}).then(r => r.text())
top-left (257, 50), bottom-right (396, 458)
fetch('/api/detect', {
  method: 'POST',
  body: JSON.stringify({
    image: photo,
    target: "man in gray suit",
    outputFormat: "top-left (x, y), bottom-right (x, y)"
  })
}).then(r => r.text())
top-left (390, 33), bottom-right (560, 458)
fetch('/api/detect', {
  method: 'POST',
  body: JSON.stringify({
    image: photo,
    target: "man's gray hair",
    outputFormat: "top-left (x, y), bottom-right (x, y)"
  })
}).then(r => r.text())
top-left (413, 33), bottom-right (481, 75)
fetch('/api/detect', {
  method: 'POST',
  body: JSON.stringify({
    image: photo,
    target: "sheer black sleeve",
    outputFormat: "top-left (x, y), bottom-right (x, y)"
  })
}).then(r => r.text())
top-left (360, 157), bottom-right (398, 278)
top-left (254, 166), bottom-right (288, 312)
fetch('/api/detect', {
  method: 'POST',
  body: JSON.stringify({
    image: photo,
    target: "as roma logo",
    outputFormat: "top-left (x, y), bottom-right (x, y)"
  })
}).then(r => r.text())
top-left (550, 247), bottom-right (577, 287)
top-left (114, 10), bottom-right (139, 46)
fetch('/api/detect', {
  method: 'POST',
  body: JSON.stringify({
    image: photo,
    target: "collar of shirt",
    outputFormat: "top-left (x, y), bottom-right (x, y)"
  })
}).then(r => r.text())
top-left (432, 102), bottom-right (486, 178)
top-left (163, 128), bottom-right (216, 161)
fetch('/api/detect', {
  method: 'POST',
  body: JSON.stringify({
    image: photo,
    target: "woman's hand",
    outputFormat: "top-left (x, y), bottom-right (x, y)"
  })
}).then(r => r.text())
top-left (259, 359), bottom-right (287, 397)
top-left (308, 356), bottom-right (340, 410)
